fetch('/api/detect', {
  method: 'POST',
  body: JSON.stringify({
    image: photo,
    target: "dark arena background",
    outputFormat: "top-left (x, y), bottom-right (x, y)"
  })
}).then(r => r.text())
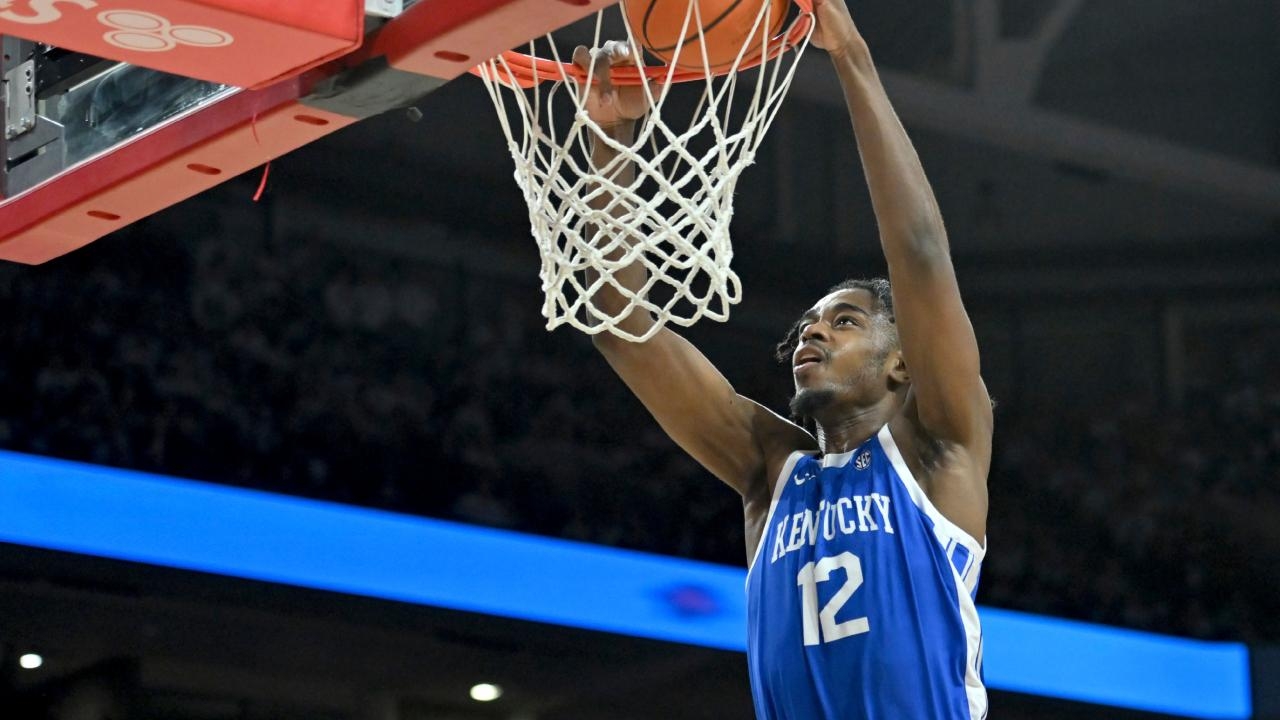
top-left (2, 0), bottom-right (1279, 718)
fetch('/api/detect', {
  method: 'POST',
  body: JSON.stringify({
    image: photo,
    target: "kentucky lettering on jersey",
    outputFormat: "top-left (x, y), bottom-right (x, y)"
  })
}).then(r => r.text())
top-left (746, 425), bottom-right (988, 720)
top-left (769, 492), bottom-right (894, 563)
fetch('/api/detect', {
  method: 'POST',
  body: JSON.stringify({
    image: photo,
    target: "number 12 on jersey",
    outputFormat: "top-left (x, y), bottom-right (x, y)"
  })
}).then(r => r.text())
top-left (797, 551), bottom-right (870, 646)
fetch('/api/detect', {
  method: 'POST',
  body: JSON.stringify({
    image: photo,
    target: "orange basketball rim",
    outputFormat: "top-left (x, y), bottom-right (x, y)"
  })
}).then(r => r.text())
top-left (484, 0), bottom-right (814, 88)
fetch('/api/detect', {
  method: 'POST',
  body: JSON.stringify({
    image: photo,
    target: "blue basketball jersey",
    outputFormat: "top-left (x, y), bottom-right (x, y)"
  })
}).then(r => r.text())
top-left (746, 424), bottom-right (987, 719)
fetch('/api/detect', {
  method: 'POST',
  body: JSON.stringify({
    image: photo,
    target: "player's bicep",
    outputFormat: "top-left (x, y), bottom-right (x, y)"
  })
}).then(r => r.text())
top-left (593, 328), bottom-right (788, 494)
top-left (888, 253), bottom-right (992, 445)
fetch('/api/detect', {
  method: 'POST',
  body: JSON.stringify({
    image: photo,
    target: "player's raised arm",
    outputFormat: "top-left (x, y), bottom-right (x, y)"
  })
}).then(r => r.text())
top-left (816, 1), bottom-right (993, 480)
top-left (573, 44), bottom-right (812, 500)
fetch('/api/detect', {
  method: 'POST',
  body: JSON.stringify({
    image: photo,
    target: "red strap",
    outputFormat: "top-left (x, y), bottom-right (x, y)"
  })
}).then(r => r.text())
top-left (253, 162), bottom-right (271, 202)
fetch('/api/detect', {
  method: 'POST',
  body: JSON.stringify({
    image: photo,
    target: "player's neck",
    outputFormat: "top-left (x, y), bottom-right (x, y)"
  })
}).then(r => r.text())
top-left (814, 401), bottom-right (896, 455)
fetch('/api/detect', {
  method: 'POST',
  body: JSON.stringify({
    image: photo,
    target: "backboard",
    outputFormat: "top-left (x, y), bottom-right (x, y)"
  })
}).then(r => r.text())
top-left (0, 0), bottom-right (615, 264)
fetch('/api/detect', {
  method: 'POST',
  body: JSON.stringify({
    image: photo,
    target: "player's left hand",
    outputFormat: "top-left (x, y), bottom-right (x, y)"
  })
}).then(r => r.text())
top-left (810, 0), bottom-right (866, 58)
top-left (572, 41), bottom-right (649, 128)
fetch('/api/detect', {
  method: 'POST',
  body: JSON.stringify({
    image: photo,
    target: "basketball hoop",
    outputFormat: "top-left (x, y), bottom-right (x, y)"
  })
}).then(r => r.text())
top-left (477, 0), bottom-right (814, 342)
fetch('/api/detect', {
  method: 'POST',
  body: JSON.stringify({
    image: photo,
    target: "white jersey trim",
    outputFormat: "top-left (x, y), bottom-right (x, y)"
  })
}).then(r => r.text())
top-left (957, 582), bottom-right (988, 720)
top-left (876, 424), bottom-right (988, 720)
top-left (746, 450), bottom-right (806, 583)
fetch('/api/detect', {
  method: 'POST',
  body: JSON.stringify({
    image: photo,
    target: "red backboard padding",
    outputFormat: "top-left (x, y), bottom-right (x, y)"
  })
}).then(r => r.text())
top-left (194, 0), bottom-right (362, 42)
top-left (0, 79), bottom-right (357, 264)
top-left (0, 0), bottom-right (364, 88)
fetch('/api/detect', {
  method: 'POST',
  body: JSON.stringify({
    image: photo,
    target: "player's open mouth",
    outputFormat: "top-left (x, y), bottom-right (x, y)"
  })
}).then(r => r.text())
top-left (793, 347), bottom-right (826, 371)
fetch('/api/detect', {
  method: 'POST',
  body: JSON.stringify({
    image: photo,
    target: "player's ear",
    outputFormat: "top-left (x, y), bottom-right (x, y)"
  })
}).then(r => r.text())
top-left (886, 350), bottom-right (909, 387)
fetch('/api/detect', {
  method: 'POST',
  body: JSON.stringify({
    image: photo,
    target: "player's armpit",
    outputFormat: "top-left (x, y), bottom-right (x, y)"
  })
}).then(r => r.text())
top-left (893, 395), bottom-right (990, 542)
top-left (593, 328), bottom-right (810, 497)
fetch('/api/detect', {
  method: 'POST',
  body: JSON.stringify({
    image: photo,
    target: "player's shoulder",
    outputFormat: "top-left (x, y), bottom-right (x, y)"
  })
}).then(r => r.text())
top-left (743, 403), bottom-right (816, 500)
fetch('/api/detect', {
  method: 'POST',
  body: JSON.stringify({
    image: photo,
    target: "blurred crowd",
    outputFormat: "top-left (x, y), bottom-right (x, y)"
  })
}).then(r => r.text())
top-left (987, 387), bottom-right (1279, 641)
top-left (0, 220), bottom-right (1276, 642)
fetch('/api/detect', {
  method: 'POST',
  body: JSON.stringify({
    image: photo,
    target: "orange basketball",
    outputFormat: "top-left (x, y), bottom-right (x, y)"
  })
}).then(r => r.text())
top-left (623, 0), bottom-right (791, 72)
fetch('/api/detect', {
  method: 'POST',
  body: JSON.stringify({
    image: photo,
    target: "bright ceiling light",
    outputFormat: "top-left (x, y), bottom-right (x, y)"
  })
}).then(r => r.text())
top-left (469, 683), bottom-right (503, 702)
top-left (18, 653), bottom-right (43, 670)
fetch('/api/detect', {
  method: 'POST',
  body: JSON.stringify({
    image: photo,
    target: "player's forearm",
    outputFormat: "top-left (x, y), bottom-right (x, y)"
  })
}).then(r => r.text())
top-left (831, 43), bottom-right (950, 264)
top-left (586, 120), bottom-right (655, 339)
top-left (590, 120), bottom-right (637, 187)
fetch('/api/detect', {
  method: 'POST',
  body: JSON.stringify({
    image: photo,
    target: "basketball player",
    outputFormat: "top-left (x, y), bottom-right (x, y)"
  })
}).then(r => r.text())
top-left (576, 0), bottom-right (991, 717)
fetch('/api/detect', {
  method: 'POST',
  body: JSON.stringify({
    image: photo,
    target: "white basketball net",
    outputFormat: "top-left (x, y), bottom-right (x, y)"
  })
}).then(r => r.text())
top-left (478, 1), bottom-right (813, 341)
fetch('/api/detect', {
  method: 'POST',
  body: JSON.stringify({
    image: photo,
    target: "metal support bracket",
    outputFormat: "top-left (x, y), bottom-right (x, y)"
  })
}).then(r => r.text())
top-left (3, 56), bottom-right (35, 138)
top-left (4, 114), bottom-right (66, 197)
top-left (2, 37), bottom-right (67, 198)
top-left (301, 55), bottom-right (444, 119)
top-left (365, 0), bottom-right (405, 20)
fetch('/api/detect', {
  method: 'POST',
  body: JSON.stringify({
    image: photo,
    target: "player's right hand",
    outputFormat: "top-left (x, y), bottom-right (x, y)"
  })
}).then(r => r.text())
top-left (572, 41), bottom-right (649, 128)
top-left (811, 0), bottom-right (866, 59)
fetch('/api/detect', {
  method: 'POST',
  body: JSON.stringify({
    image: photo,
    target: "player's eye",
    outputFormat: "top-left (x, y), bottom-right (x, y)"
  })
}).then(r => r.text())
top-left (835, 315), bottom-right (858, 327)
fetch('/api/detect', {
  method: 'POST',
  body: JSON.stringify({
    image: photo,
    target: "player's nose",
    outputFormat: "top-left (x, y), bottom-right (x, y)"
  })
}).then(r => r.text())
top-left (799, 320), bottom-right (829, 342)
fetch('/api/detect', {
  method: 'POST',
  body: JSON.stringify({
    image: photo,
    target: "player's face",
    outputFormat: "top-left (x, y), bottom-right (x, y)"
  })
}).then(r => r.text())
top-left (790, 289), bottom-right (892, 410)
